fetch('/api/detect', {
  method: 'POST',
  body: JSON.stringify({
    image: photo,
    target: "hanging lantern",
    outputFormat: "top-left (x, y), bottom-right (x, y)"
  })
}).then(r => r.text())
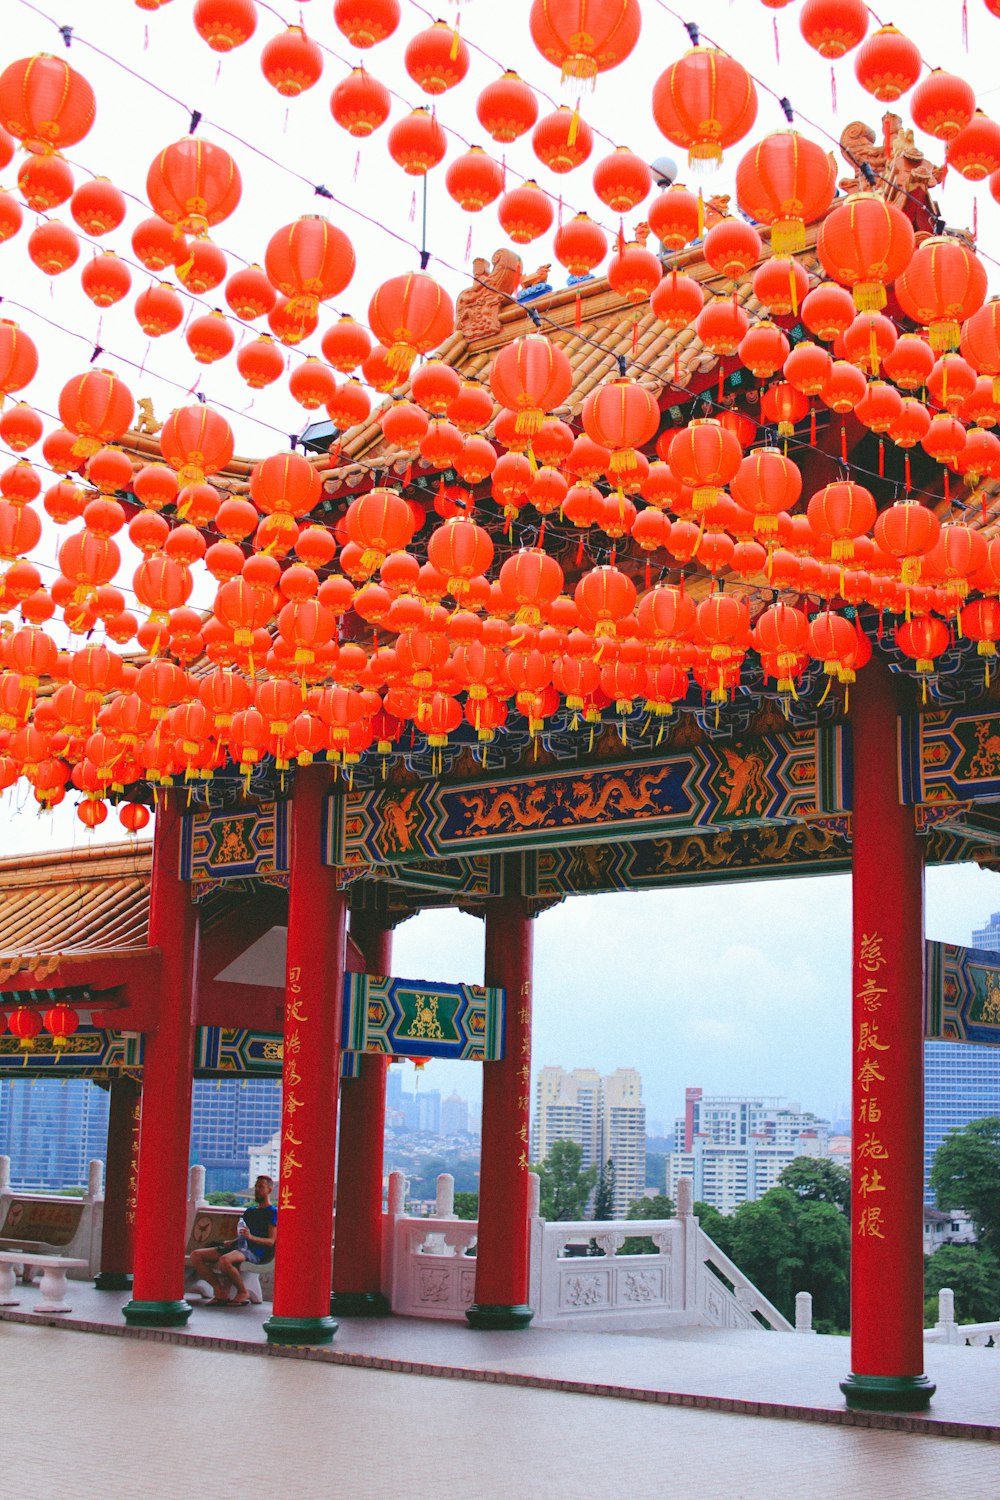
top-left (185, 310), bottom-right (235, 365)
top-left (533, 107), bottom-right (594, 173)
top-left (581, 377), bottom-right (658, 478)
top-left (807, 481), bottom-right (876, 560)
top-left (593, 148), bottom-right (652, 212)
top-left (328, 377), bottom-right (372, 428)
top-left (799, 0), bottom-right (868, 57)
top-left (194, 0), bottom-right (258, 51)
top-left (855, 379), bottom-right (903, 433)
top-left (895, 236), bottom-right (988, 352)
top-left (224, 263), bottom-right (276, 321)
top-left (59, 370), bottom-right (134, 459)
top-left (18, 151), bottom-right (73, 212)
top-left (490, 335), bottom-right (573, 436)
top-left (8, 1006), bottom-right (42, 1052)
top-left (405, 22), bottom-right (469, 95)
top-left (0, 321), bottom-right (38, 399)
top-left (160, 404), bottom-right (234, 484)
top-left (497, 180), bottom-right (554, 243)
top-left (0, 54), bottom-right (96, 152)
top-left (731, 445), bottom-right (802, 534)
top-left (261, 27), bottom-right (324, 96)
top-left (752, 256), bottom-right (809, 317)
top-left (760, 381), bottom-right (809, 434)
top-left (134, 281), bottom-right (184, 337)
top-left (330, 65), bottom-right (391, 137)
top-left (911, 70), bottom-right (976, 142)
top-left (146, 138), bottom-right (242, 234)
top-left (322, 316), bottom-right (371, 373)
top-left (669, 419), bottom-right (743, 515)
top-left (0, 189), bottom-right (22, 243)
top-left (529, 0), bottom-right (642, 84)
top-left (801, 282), bottom-right (856, 340)
top-left (0, 404), bottom-right (42, 452)
top-left (695, 298), bottom-right (750, 356)
top-left (817, 191), bottom-right (914, 312)
top-left (735, 131), bottom-right (836, 254)
top-left (946, 112), bottom-right (1000, 183)
top-left (574, 565), bottom-right (637, 637)
top-left (476, 72), bottom-right (538, 142)
top-left (607, 242), bottom-right (662, 304)
top-left (896, 615), bottom-right (950, 678)
top-left (738, 322), bottom-right (790, 379)
top-left (368, 272), bottom-right (455, 376)
top-left (883, 331), bottom-right (935, 390)
top-left (387, 108), bottom-right (447, 175)
top-left (70, 177), bottom-right (126, 237)
top-left (334, 0), bottom-right (401, 48)
top-left (554, 213), bottom-right (608, 276)
top-left (703, 218), bottom-right (762, 279)
top-left (854, 25), bottom-right (921, 101)
top-left (28, 220), bottom-right (79, 275)
top-left (132, 215), bottom-right (184, 272)
top-left (650, 270), bottom-right (704, 329)
top-left (653, 49), bottom-right (758, 168)
top-left (875, 501), bottom-right (941, 585)
top-left (783, 340), bottom-right (832, 395)
top-left (446, 147), bottom-right (505, 211)
top-left (265, 216), bottom-right (356, 317)
top-left (647, 185), bottom-right (700, 250)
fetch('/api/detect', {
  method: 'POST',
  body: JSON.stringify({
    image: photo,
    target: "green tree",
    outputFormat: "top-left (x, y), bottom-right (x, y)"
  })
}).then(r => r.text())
top-left (724, 1187), bottom-right (805, 1317)
top-left (778, 1156), bottom-right (851, 1215)
top-left (924, 1243), bottom-right (1000, 1326)
top-left (533, 1139), bottom-right (596, 1221)
top-left (593, 1159), bottom-right (616, 1221)
top-left (205, 1190), bottom-right (246, 1206)
top-left (623, 1192), bottom-right (676, 1255)
top-left (794, 1199), bottom-right (850, 1331)
top-left (930, 1118), bottom-right (1000, 1248)
top-left (694, 1200), bottom-right (732, 1254)
top-left (453, 1191), bottom-right (478, 1220)
top-left (645, 1150), bottom-right (666, 1191)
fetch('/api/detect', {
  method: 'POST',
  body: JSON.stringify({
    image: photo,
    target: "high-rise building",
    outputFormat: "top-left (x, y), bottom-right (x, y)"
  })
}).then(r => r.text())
top-left (189, 1077), bottom-right (282, 1194)
top-left (531, 1066), bottom-right (646, 1217)
top-left (0, 1077), bottom-right (110, 1190)
top-left (666, 1089), bottom-right (832, 1214)
top-left (921, 915), bottom-right (1000, 1202)
top-left (440, 1092), bottom-right (470, 1137)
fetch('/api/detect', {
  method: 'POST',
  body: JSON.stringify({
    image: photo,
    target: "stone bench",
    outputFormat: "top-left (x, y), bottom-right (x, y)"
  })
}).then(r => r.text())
top-left (0, 1250), bottom-right (89, 1313)
top-left (185, 1209), bottom-right (273, 1304)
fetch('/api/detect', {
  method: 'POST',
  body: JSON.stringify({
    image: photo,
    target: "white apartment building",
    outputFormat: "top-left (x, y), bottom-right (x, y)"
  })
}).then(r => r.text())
top-left (248, 1131), bottom-right (281, 1188)
top-left (532, 1066), bottom-right (646, 1218)
top-left (666, 1088), bottom-right (833, 1214)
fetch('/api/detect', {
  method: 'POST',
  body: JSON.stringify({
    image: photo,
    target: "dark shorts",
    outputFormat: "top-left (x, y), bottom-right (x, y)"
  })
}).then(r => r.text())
top-left (236, 1238), bottom-right (270, 1266)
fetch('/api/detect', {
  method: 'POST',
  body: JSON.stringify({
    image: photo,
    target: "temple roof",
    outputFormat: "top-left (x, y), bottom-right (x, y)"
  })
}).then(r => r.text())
top-left (0, 843), bottom-right (151, 978)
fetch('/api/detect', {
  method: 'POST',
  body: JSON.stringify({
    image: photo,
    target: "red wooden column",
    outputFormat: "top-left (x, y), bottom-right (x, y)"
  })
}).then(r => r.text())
top-left (123, 792), bottom-right (199, 1327)
top-left (841, 658), bottom-right (935, 1411)
top-left (468, 866), bottom-right (534, 1330)
top-left (95, 1074), bottom-right (142, 1291)
top-left (264, 764), bottom-right (346, 1346)
top-left (331, 904), bottom-right (393, 1317)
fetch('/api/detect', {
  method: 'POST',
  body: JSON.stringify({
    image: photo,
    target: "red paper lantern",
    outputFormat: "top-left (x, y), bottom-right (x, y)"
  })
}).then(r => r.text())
top-left (581, 377), bottom-right (658, 477)
top-left (854, 25), bottom-right (921, 101)
top-left (81, 251), bottom-right (132, 308)
top-left (0, 54), bottom-right (96, 152)
top-left (134, 282), bottom-right (184, 337)
top-left (607, 242), bottom-right (662, 304)
top-left (490, 335), bottom-right (573, 436)
top-left (476, 72), bottom-right (538, 142)
top-left (405, 21), bottom-right (469, 95)
top-left (18, 151), bottom-right (73, 212)
top-left (738, 321), bottom-right (790, 379)
top-left (0, 189), bottom-right (23, 243)
top-left (529, 0), bottom-right (641, 82)
top-left (28, 220), bottom-right (79, 275)
top-left (330, 66), bottom-right (391, 137)
top-left (498, 180), bottom-right (554, 243)
top-left (736, 131), bottom-right (837, 253)
top-left (334, 0), bottom-right (400, 48)
top-left (946, 112), bottom-right (1000, 182)
top-left (71, 177), bottom-right (127, 236)
top-left (387, 108), bottom-right (447, 175)
top-left (752, 256), bottom-right (809, 317)
top-left (0, 321), bottom-right (39, 398)
top-left (8, 1006), bottom-right (42, 1052)
top-left (194, 0), bottom-right (258, 51)
top-left (147, 138), bottom-right (241, 235)
top-left (265, 216), bottom-right (355, 315)
top-left (817, 191), bottom-right (914, 311)
top-left (368, 272), bottom-right (454, 376)
top-left (799, 0), bottom-right (868, 57)
top-left (132, 216), bottom-right (184, 272)
top-left (446, 148), bottom-right (505, 211)
top-left (653, 48), bottom-right (758, 167)
top-left (695, 298), bottom-right (750, 356)
top-left (703, 218), bottom-right (763, 279)
top-left (647, 186), bottom-right (700, 251)
top-left (261, 27), bottom-right (323, 97)
top-left (533, 107), bottom-right (594, 173)
top-left (322, 316), bottom-right (371, 373)
top-left (650, 270), bottom-right (704, 329)
top-left (592, 148), bottom-right (651, 212)
top-left (554, 213), bottom-right (608, 276)
top-left (911, 70), bottom-right (976, 142)
top-left (160, 404), bottom-right (234, 484)
top-left (895, 236), bottom-right (988, 352)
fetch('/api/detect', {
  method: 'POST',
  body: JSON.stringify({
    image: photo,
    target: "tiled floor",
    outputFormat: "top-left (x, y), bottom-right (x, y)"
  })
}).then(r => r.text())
top-left (3, 1281), bottom-right (1000, 1441)
top-left (2, 1321), bottom-right (998, 1500)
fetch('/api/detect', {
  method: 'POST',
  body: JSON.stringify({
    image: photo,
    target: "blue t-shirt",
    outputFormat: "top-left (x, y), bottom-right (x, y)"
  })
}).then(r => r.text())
top-left (242, 1204), bottom-right (277, 1261)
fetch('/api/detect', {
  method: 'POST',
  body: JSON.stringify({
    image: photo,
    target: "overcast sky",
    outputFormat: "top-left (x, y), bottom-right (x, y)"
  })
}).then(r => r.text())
top-left (3, 0), bottom-right (1000, 1126)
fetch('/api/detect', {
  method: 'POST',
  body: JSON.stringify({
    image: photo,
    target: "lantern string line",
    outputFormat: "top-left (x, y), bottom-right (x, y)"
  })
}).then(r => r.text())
top-left (649, 0), bottom-right (1000, 278)
top-left (1, 0), bottom-right (993, 533)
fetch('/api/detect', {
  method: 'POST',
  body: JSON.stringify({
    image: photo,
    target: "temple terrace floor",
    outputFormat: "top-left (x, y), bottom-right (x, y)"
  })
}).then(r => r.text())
top-left (3, 1318), bottom-right (999, 1500)
top-left (3, 1285), bottom-right (1000, 1495)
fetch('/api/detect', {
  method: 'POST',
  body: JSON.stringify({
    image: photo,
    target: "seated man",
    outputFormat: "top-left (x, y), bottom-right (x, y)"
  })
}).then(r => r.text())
top-left (191, 1175), bottom-right (277, 1307)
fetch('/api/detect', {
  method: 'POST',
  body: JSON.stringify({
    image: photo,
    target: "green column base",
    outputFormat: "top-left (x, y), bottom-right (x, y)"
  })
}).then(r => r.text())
top-left (122, 1298), bottom-right (192, 1328)
top-left (263, 1314), bottom-right (337, 1346)
top-left (841, 1372), bottom-right (936, 1412)
top-left (95, 1271), bottom-right (133, 1292)
top-left (466, 1302), bottom-right (534, 1331)
top-left (330, 1290), bottom-right (391, 1318)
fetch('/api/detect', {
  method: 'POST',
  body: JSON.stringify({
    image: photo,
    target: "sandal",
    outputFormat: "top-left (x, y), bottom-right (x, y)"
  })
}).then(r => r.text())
top-left (206, 1296), bottom-right (232, 1307)
top-left (231, 1296), bottom-right (251, 1307)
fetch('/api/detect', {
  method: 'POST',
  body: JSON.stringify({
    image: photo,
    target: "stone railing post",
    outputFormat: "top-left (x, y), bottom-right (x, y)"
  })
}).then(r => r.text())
top-left (188, 1164), bottom-right (206, 1207)
top-left (435, 1173), bottom-right (455, 1219)
top-left (936, 1287), bottom-right (959, 1344)
top-left (387, 1170), bottom-right (406, 1218)
top-left (676, 1176), bottom-right (693, 1217)
top-left (527, 1172), bottom-right (540, 1219)
top-left (87, 1159), bottom-right (104, 1201)
top-left (0, 1155), bottom-right (11, 1192)
top-left (677, 1176), bottom-right (698, 1311)
top-left (795, 1291), bottom-right (816, 1334)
